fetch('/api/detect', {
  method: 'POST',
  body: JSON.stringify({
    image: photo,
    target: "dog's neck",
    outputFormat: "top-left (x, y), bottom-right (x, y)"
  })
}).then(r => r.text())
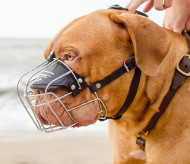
top-left (146, 31), bottom-right (189, 107)
top-left (119, 32), bottom-right (189, 135)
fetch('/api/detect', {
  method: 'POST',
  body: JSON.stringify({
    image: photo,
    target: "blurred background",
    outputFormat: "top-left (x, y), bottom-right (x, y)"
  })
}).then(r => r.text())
top-left (0, 0), bottom-right (164, 163)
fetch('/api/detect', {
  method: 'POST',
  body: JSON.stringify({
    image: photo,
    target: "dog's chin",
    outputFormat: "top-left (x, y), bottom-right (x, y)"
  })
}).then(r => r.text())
top-left (35, 103), bottom-right (100, 128)
top-left (71, 120), bottom-right (97, 129)
top-left (71, 112), bottom-right (100, 128)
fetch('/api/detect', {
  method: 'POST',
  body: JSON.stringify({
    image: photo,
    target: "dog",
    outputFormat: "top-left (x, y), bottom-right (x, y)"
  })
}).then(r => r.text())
top-left (22, 7), bottom-right (190, 164)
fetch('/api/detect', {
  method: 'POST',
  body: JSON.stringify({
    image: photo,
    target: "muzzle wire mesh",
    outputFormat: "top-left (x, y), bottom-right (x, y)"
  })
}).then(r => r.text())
top-left (17, 58), bottom-right (107, 133)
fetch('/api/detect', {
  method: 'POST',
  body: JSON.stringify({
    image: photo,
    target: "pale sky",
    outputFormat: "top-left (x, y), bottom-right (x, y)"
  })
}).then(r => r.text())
top-left (0, 0), bottom-right (164, 38)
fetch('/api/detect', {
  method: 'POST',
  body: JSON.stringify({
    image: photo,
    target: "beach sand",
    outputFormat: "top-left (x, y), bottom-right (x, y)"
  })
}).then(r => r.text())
top-left (0, 134), bottom-right (112, 164)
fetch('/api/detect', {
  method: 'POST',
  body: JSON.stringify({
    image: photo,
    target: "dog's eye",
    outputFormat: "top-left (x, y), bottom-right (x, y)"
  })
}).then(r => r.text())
top-left (66, 55), bottom-right (74, 61)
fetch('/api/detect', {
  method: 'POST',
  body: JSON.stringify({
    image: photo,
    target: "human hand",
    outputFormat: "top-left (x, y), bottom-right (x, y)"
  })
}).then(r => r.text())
top-left (126, 0), bottom-right (173, 12)
top-left (163, 0), bottom-right (190, 33)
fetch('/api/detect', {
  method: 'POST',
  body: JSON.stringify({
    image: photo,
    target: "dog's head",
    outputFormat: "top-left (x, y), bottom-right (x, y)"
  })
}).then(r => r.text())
top-left (19, 9), bottom-right (172, 132)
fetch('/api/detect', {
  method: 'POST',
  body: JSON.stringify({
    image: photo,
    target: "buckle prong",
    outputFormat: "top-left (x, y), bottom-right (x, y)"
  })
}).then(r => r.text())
top-left (176, 54), bottom-right (190, 76)
top-left (124, 62), bottom-right (130, 72)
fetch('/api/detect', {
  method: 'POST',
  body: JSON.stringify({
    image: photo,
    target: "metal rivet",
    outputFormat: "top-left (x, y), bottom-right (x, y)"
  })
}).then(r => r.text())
top-left (96, 83), bottom-right (101, 89)
top-left (78, 78), bottom-right (83, 83)
top-left (71, 85), bottom-right (76, 90)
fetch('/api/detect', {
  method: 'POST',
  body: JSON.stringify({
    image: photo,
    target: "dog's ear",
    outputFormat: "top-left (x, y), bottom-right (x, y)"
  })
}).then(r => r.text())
top-left (109, 12), bottom-right (172, 76)
top-left (44, 16), bottom-right (85, 59)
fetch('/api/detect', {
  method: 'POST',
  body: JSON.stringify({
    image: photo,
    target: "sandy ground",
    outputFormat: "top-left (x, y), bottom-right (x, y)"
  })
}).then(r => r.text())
top-left (0, 134), bottom-right (113, 164)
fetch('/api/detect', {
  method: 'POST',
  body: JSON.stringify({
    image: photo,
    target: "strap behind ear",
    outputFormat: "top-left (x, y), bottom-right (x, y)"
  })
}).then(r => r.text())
top-left (110, 12), bottom-right (172, 76)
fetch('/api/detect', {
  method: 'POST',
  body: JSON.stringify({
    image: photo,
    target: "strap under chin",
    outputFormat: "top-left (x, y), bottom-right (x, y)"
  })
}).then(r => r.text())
top-left (100, 67), bottom-right (141, 121)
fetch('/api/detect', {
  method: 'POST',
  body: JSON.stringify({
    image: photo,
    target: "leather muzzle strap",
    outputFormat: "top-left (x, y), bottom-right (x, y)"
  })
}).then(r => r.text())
top-left (136, 32), bottom-right (190, 151)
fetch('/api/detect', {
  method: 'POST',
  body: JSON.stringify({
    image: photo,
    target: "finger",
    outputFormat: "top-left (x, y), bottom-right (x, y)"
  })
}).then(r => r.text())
top-left (173, 21), bottom-right (186, 33)
top-left (173, 27), bottom-right (183, 33)
top-left (127, 0), bottom-right (148, 12)
top-left (154, 0), bottom-right (173, 11)
top-left (163, 11), bottom-right (167, 27)
top-left (164, 20), bottom-right (184, 33)
top-left (126, 0), bottom-right (134, 8)
top-left (163, 0), bottom-right (173, 8)
top-left (163, 22), bottom-right (173, 31)
top-left (163, 13), bottom-right (173, 30)
top-left (143, 0), bottom-right (154, 12)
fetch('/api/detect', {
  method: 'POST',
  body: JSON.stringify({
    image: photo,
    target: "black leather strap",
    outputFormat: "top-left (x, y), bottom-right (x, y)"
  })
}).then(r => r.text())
top-left (103, 67), bottom-right (141, 120)
top-left (114, 67), bottom-right (141, 117)
top-left (89, 56), bottom-right (137, 93)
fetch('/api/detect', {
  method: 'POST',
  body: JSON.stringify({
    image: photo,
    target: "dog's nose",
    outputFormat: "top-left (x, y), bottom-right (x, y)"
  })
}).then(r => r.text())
top-left (34, 89), bottom-right (44, 95)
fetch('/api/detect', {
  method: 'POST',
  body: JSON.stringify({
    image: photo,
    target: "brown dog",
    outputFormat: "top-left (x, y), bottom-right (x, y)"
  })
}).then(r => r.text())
top-left (35, 9), bottom-right (190, 163)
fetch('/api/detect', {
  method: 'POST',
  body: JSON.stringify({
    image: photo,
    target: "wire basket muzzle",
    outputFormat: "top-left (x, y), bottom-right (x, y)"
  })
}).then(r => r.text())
top-left (17, 59), bottom-right (107, 133)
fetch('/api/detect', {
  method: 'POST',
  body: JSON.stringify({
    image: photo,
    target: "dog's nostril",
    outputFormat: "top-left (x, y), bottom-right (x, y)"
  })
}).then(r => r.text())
top-left (34, 89), bottom-right (44, 95)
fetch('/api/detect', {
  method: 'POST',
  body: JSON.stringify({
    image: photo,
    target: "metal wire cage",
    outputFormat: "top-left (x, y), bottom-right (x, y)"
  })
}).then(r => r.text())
top-left (17, 58), bottom-right (107, 133)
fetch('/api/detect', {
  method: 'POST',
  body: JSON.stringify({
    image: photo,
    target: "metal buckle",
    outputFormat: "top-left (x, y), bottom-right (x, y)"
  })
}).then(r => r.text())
top-left (124, 56), bottom-right (137, 72)
top-left (136, 137), bottom-right (145, 151)
top-left (47, 51), bottom-right (55, 62)
top-left (144, 131), bottom-right (149, 136)
top-left (176, 54), bottom-right (190, 76)
top-left (124, 62), bottom-right (130, 72)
